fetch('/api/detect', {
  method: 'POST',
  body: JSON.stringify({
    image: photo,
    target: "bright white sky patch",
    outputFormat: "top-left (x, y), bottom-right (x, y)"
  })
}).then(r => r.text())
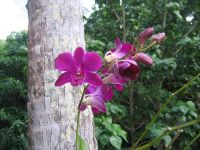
top-left (0, 0), bottom-right (95, 39)
top-left (0, 0), bottom-right (28, 39)
top-left (186, 15), bottom-right (194, 22)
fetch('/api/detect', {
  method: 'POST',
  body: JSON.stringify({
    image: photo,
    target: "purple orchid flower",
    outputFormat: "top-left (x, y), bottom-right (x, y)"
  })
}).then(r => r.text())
top-left (55, 47), bottom-right (103, 86)
top-left (105, 37), bottom-right (135, 62)
top-left (133, 52), bottom-right (153, 65)
top-left (80, 84), bottom-right (113, 113)
top-left (111, 59), bottom-right (140, 81)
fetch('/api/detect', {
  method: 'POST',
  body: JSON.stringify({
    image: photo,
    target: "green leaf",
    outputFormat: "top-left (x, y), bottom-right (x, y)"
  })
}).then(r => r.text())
top-left (110, 136), bottom-right (122, 150)
top-left (186, 101), bottom-right (196, 111)
top-left (99, 135), bottom-right (109, 146)
top-left (173, 10), bottom-right (183, 20)
top-left (178, 105), bottom-right (189, 114)
top-left (77, 134), bottom-right (89, 150)
top-left (163, 135), bottom-right (171, 147)
top-left (190, 111), bottom-right (198, 118)
top-left (112, 124), bottom-right (128, 142)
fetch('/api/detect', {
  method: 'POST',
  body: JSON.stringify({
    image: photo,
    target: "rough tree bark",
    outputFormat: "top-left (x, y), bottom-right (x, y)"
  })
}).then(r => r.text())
top-left (27, 0), bottom-right (97, 149)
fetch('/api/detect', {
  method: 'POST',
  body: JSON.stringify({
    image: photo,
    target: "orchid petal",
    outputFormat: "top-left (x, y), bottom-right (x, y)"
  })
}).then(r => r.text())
top-left (79, 104), bottom-right (87, 111)
top-left (92, 107), bottom-right (100, 114)
top-left (81, 96), bottom-right (107, 113)
top-left (84, 72), bottom-right (102, 86)
top-left (104, 74), bottom-right (126, 84)
top-left (85, 85), bottom-right (97, 94)
top-left (74, 47), bottom-right (85, 67)
top-left (115, 37), bottom-right (122, 49)
top-left (101, 84), bottom-right (113, 101)
top-left (55, 52), bottom-right (75, 71)
top-left (55, 72), bottom-right (72, 86)
top-left (114, 84), bottom-right (124, 91)
top-left (83, 52), bottom-right (102, 72)
top-left (118, 60), bottom-right (140, 80)
top-left (120, 43), bottom-right (132, 54)
top-left (90, 97), bottom-right (106, 113)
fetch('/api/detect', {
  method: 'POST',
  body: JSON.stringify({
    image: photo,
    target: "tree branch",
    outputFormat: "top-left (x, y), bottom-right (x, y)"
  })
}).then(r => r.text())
top-left (134, 118), bottom-right (200, 150)
top-left (132, 72), bottom-right (200, 149)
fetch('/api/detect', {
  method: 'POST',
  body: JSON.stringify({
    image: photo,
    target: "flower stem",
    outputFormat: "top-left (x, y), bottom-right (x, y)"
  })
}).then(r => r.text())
top-left (134, 118), bottom-right (200, 150)
top-left (141, 41), bottom-right (157, 51)
top-left (75, 85), bottom-right (87, 150)
top-left (132, 72), bottom-right (200, 149)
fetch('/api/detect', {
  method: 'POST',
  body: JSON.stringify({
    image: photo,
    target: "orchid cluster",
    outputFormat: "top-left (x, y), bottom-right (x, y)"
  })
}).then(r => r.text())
top-left (55, 27), bottom-right (165, 114)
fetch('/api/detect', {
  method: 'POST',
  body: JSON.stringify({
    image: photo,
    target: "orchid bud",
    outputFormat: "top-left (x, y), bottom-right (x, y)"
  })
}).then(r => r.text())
top-left (134, 52), bottom-right (153, 65)
top-left (152, 32), bottom-right (165, 44)
top-left (138, 27), bottom-right (154, 47)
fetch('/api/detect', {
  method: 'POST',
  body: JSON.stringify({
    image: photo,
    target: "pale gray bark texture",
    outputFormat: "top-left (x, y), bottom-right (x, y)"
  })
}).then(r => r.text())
top-left (27, 0), bottom-right (97, 149)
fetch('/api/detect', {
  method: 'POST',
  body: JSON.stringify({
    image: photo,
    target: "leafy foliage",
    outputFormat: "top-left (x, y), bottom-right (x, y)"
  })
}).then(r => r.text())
top-left (0, 31), bottom-right (28, 149)
top-left (85, 0), bottom-right (200, 149)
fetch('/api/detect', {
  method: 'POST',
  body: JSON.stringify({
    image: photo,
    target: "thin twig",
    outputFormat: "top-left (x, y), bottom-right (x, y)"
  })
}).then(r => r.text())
top-left (166, 129), bottom-right (183, 150)
top-left (174, 20), bottom-right (199, 55)
top-left (122, 0), bottom-right (126, 42)
top-left (132, 72), bottom-right (200, 149)
top-left (163, 0), bottom-right (168, 29)
top-left (112, 8), bottom-right (123, 25)
top-left (134, 118), bottom-right (200, 150)
top-left (183, 132), bottom-right (200, 150)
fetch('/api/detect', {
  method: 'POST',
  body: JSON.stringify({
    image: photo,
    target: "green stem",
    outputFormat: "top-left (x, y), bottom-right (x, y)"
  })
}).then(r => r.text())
top-left (122, 0), bottom-right (126, 42)
top-left (166, 129), bottom-right (183, 150)
top-left (76, 86), bottom-right (87, 150)
top-left (141, 41), bottom-right (157, 51)
top-left (134, 118), bottom-right (200, 150)
top-left (132, 72), bottom-right (200, 149)
top-left (184, 132), bottom-right (200, 150)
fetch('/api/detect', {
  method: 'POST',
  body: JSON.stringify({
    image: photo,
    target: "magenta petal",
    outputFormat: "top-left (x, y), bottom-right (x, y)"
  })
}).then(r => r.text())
top-left (79, 104), bottom-right (87, 111)
top-left (118, 61), bottom-right (131, 70)
top-left (83, 52), bottom-right (102, 72)
top-left (101, 84), bottom-right (113, 101)
top-left (91, 97), bottom-right (106, 113)
top-left (55, 72), bottom-right (72, 86)
top-left (104, 74), bottom-right (126, 84)
top-left (84, 72), bottom-right (102, 86)
top-left (120, 43), bottom-right (132, 54)
top-left (114, 84), bottom-right (124, 92)
top-left (85, 85), bottom-right (97, 94)
top-left (55, 52), bottom-right (75, 71)
top-left (134, 52), bottom-right (153, 65)
top-left (114, 52), bottom-right (127, 59)
top-left (74, 47), bottom-right (85, 67)
top-left (115, 37), bottom-right (122, 49)
top-left (92, 107), bottom-right (100, 114)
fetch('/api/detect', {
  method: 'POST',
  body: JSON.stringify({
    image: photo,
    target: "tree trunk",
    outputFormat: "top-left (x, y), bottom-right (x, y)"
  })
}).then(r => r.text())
top-left (27, 0), bottom-right (97, 149)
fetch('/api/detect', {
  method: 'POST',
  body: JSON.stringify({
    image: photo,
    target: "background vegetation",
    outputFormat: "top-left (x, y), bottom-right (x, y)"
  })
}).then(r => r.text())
top-left (0, 0), bottom-right (199, 149)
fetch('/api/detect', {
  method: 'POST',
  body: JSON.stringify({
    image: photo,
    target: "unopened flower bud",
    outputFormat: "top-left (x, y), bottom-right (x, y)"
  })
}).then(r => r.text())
top-left (134, 52), bottom-right (153, 65)
top-left (138, 27), bottom-right (154, 47)
top-left (152, 32), bottom-right (165, 44)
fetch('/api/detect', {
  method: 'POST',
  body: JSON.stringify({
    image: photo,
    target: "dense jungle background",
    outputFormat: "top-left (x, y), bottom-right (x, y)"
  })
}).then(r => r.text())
top-left (0, 0), bottom-right (200, 149)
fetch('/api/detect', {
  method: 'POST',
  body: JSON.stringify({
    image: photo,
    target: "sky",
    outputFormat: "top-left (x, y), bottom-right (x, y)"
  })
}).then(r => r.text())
top-left (0, 0), bottom-right (95, 39)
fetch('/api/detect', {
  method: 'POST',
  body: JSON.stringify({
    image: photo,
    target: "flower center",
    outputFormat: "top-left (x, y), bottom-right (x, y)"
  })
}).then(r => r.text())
top-left (74, 71), bottom-right (84, 81)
